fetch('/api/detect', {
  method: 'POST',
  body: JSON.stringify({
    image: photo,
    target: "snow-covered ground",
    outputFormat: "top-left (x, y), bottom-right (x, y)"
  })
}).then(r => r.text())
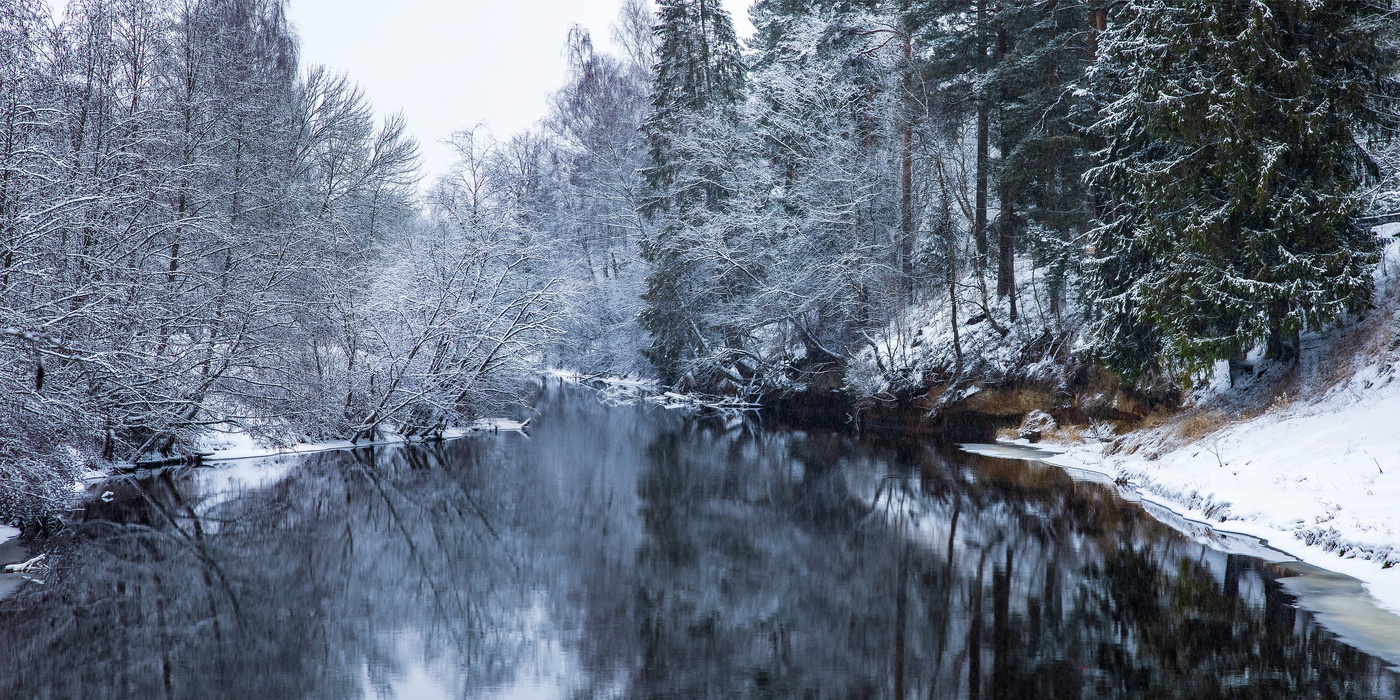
top-left (1040, 374), bottom-right (1400, 614)
top-left (196, 418), bottom-right (530, 464)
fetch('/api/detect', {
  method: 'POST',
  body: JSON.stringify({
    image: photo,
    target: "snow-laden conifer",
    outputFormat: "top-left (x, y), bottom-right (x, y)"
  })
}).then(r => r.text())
top-left (1085, 0), bottom-right (1398, 382)
top-left (639, 0), bottom-right (747, 383)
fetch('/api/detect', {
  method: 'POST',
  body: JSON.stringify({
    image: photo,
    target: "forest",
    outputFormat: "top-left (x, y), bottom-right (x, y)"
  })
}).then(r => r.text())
top-left (2, 0), bottom-right (1398, 522)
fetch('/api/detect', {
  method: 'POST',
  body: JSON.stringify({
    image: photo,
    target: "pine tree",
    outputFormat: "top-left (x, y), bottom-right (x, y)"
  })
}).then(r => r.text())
top-left (1086, 0), bottom-right (1397, 381)
top-left (915, 0), bottom-right (1007, 328)
top-left (993, 0), bottom-right (1097, 320)
top-left (639, 0), bottom-right (746, 383)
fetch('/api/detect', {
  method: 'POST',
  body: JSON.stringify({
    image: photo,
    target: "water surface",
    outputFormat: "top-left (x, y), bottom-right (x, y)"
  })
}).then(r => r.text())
top-left (1, 385), bottom-right (1397, 698)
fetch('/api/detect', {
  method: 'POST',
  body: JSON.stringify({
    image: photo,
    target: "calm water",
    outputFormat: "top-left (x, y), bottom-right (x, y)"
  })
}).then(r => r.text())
top-left (1, 384), bottom-right (1397, 699)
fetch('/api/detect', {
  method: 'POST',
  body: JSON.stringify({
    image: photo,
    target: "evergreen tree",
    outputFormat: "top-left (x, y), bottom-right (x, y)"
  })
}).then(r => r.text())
top-left (914, 0), bottom-right (1006, 324)
top-left (639, 0), bottom-right (746, 382)
top-left (993, 0), bottom-right (1096, 320)
top-left (1086, 0), bottom-right (1397, 381)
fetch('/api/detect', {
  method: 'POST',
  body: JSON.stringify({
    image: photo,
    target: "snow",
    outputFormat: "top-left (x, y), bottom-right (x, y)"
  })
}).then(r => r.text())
top-left (198, 420), bottom-right (528, 464)
top-left (0, 525), bottom-right (18, 546)
top-left (548, 368), bottom-right (762, 415)
top-left (546, 368), bottom-right (657, 391)
top-left (1038, 375), bottom-right (1400, 616)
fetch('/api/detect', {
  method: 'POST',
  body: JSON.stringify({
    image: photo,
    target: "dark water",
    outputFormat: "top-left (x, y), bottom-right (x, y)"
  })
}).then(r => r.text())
top-left (1, 385), bottom-right (1398, 699)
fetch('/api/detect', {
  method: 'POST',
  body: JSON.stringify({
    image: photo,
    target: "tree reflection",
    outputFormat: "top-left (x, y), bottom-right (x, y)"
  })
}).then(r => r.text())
top-left (0, 440), bottom-right (546, 698)
top-left (0, 385), bottom-right (1396, 699)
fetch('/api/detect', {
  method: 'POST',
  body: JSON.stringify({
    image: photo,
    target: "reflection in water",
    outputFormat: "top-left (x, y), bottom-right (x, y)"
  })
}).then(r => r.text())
top-left (0, 384), bottom-right (1397, 698)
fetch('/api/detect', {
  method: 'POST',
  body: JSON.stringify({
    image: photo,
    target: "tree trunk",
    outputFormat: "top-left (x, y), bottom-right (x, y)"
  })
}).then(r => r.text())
top-left (973, 0), bottom-right (990, 261)
top-left (900, 34), bottom-right (915, 304)
top-left (994, 13), bottom-right (1017, 322)
top-left (1265, 300), bottom-right (1300, 363)
top-left (1087, 0), bottom-right (1108, 58)
top-left (1228, 345), bottom-right (1253, 387)
top-left (997, 202), bottom-right (1016, 322)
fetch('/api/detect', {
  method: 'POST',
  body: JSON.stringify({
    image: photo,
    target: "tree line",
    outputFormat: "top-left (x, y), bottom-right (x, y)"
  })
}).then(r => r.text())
top-left (2, 0), bottom-right (1397, 520)
top-left (627, 0), bottom-right (1399, 396)
top-left (0, 0), bottom-right (561, 522)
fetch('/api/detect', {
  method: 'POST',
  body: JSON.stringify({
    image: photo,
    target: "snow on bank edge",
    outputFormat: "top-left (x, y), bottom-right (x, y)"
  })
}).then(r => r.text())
top-left (1041, 419), bottom-right (1400, 616)
top-left (196, 418), bottom-right (528, 464)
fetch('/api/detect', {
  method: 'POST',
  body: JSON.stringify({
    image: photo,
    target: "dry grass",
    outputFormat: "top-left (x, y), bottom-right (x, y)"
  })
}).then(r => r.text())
top-left (1044, 424), bottom-right (1086, 444)
top-left (1177, 408), bottom-right (1230, 443)
top-left (1136, 407), bottom-right (1180, 432)
top-left (1316, 304), bottom-right (1396, 392)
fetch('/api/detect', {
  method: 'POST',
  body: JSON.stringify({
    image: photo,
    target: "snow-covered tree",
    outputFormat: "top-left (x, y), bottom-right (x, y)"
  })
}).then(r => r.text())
top-left (1086, 0), bottom-right (1398, 381)
top-left (542, 21), bottom-right (654, 375)
top-left (639, 0), bottom-right (747, 382)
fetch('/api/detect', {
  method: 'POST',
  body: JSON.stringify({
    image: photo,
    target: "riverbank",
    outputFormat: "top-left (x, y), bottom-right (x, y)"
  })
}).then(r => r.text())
top-left (1024, 338), bottom-right (1400, 616)
top-left (554, 355), bottom-right (1400, 620)
top-left (830, 228), bottom-right (1400, 616)
top-left (192, 418), bottom-right (531, 464)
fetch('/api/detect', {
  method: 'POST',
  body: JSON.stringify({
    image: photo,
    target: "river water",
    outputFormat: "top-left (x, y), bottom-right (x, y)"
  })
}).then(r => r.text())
top-left (1, 384), bottom-right (1397, 698)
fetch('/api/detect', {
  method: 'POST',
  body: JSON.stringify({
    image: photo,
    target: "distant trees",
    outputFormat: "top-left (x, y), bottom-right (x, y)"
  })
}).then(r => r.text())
top-left (352, 128), bottom-right (560, 442)
top-left (539, 5), bottom-right (655, 376)
top-left (0, 0), bottom-right (561, 522)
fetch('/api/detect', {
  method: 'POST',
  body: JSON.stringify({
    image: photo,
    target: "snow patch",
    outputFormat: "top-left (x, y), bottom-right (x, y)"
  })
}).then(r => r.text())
top-left (199, 420), bottom-right (527, 464)
top-left (1372, 222), bottom-right (1400, 238)
top-left (1042, 430), bottom-right (1400, 617)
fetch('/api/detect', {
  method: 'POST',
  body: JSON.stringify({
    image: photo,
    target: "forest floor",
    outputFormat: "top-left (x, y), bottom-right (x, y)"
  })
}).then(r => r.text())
top-left (1022, 233), bottom-right (1400, 613)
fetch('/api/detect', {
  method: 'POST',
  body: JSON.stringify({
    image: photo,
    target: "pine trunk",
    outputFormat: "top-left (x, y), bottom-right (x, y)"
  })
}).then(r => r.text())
top-left (973, 0), bottom-right (990, 261)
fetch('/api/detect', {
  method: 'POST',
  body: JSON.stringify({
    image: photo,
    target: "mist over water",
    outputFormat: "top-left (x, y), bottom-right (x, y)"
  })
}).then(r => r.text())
top-left (0, 384), bottom-right (1396, 698)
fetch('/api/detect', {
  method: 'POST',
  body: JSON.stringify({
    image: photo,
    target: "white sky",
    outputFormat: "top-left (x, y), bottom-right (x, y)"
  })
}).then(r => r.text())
top-left (284, 0), bottom-right (756, 184)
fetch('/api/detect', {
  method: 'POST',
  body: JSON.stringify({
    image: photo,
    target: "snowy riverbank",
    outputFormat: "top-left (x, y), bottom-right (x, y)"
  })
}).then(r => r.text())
top-left (947, 228), bottom-right (1400, 617)
top-left (1029, 233), bottom-right (1400, 614)
top-left (1024, 362), bottom-right (1400, 616)
top-left (193, 418), bottom-right (530, 464)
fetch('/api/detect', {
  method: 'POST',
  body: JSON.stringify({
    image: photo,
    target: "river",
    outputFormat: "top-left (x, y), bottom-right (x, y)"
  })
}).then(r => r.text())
top-left (0, 383), bottom-right (1397, 698)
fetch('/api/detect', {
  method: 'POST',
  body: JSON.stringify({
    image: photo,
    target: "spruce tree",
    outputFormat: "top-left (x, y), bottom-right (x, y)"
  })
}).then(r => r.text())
top-left (994, 0), bottom-right (1097, 320)
top-left (639, 0), bottom-right (746, 383)
top-left (1086, 0), bottom-right (1397, 381)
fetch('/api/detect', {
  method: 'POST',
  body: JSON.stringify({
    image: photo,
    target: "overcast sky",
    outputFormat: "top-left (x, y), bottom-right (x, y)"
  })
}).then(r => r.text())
top-left (283, 0), bottom-right (756, 185)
